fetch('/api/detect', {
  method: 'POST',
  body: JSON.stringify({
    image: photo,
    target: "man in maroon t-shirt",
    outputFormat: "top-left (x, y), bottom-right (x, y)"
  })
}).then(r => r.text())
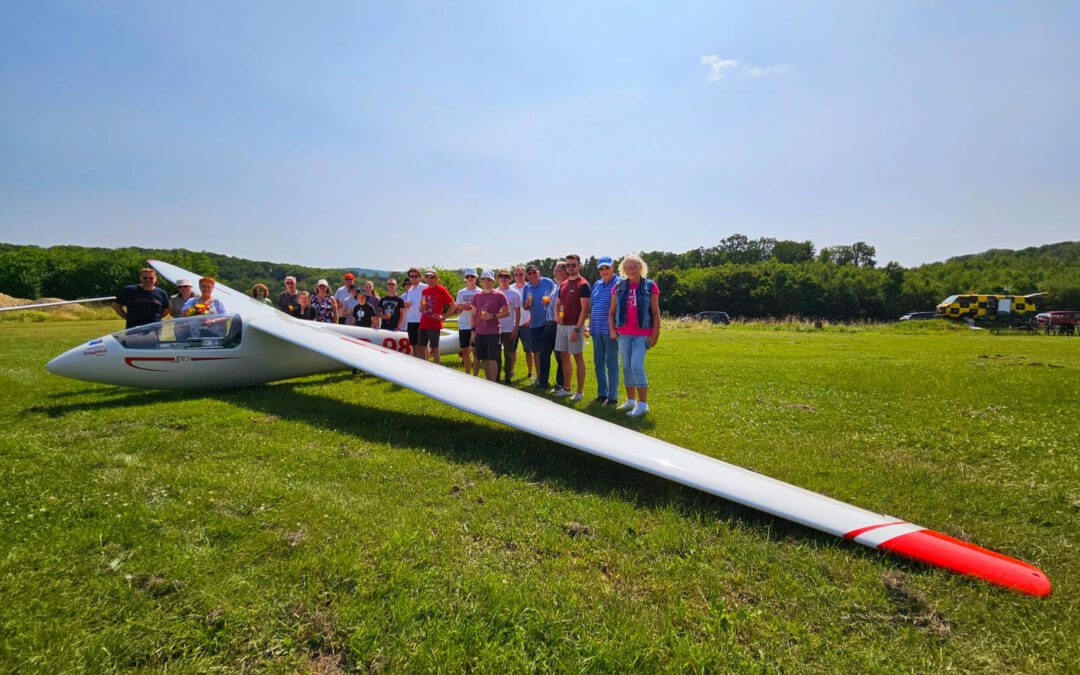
top-left (554, 253), bottom-right (591, 401)
top-left (417, 269), bottom-right (456, 364)
top-left (472, 270), bottom-right (510, 382)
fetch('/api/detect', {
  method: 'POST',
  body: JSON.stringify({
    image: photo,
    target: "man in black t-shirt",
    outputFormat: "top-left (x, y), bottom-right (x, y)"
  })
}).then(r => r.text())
top-left (112, 267), bottom-right (171, 329)
top-left (352, 293), bottom-right (378, 327)
top-left (378, 278), bottom-right (406, 331)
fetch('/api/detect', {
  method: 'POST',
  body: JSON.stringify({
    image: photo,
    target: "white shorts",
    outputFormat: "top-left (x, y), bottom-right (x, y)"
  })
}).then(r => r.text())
top-left (555, 324), bottom-right (585, 354)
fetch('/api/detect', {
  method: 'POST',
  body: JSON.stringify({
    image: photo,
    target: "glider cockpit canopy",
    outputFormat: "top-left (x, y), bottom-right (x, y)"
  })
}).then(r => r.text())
top-left (111, 314), bottom-right (244, 350)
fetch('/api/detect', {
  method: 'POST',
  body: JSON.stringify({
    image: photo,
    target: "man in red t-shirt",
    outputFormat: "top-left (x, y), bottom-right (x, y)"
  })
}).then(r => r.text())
top-left (417, 269), bottom-right (456, 364)
top-left (554, 253), bottom-right (592, 401)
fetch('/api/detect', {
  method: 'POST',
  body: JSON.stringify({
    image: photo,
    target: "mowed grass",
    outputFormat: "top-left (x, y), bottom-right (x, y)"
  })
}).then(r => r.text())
top-left (1, 320), bottom-right (1077, 672)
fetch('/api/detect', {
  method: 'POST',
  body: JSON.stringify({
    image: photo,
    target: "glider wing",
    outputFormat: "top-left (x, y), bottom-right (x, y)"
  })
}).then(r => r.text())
top-left (245, 311), bottom-right (1051, 596)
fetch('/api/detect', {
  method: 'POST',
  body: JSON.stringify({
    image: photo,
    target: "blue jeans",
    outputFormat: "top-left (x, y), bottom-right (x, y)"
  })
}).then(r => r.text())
top-left (617, 335), bottom-right (649, 388)
top-left (592, 333), bottom-right (619, 399)
top-left (534, 323), bottom-right (556, 387)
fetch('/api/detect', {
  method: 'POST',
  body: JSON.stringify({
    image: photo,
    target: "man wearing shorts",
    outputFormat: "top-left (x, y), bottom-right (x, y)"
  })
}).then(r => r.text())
top-left (417, 269), bottom-right (455, 364)
top-left (554, 253), bottom-right (591, 402)
top-left (472, 270), bottom-right (509, 382)
top-left (511, 266), bottom-right (535, 380)
top-left (401, 267), bottom-right (427, 357)
top-left (455, 269), bottom-right (480, 375)
top-left (496, 269), bottom-right (522, 384)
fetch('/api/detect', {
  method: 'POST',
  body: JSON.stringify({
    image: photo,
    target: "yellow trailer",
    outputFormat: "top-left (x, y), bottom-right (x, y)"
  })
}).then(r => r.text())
top-left (935, 293), bottom-right (1042, 324)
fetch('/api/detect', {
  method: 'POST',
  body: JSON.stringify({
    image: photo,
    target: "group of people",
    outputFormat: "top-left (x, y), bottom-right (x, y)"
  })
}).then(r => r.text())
top-left (112, 254), bottom-right (662, 416)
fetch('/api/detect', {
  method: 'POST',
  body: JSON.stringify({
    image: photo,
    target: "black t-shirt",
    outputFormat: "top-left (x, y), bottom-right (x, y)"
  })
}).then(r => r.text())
top-left (116, 285), bottom-right (170, 328)
top-left (353, 301), bottom-right (377, 327)
top-left (379, 296), bottom-right (405, 329)
top-left (277, 291), bottom-right (302, 317)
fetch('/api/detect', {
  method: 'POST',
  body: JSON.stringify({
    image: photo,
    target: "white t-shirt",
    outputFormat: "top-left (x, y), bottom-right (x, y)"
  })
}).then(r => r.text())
top-left (341, 295), bottom-right (359, 325)
top-left (513, 282), bottom-right (530, 326)
top-left (498, 286), bottom-right (522, 333)
top-left (455, 287), bottom-right (479, 330)
top-left (403, 283), bottom-right (427, 323)
top-left (334, 285), bottom-right (353, 308)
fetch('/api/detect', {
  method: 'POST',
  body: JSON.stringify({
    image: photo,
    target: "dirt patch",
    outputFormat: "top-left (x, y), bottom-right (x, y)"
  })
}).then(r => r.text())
top-left (287, 602), bottom-right (355, 674)
top-left (783, 403), bottom-right (817, 412)
top-left (881, 570), bottom-right (952, 638)
top-left (126, 573), bottom-right (182, 598)
top-left (562, 521), bottom-right (594, 538)
top-left (284, 530), bottom-right (307, 548)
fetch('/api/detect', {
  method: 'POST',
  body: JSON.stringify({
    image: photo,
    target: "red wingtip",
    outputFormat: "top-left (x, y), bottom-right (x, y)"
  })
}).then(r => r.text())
top-left (878, 529), bottom-right (1051, 597)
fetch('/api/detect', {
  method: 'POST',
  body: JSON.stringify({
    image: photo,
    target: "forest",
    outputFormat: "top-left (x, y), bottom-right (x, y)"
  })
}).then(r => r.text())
top-left (1, 237), bottom-right (1078, 320)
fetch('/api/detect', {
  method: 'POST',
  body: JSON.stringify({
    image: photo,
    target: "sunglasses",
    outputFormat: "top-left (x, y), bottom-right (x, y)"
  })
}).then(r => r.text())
top-left (566, 263), bottom-right (579, 268)
top-left (409, 274), bottom-right (419, 278)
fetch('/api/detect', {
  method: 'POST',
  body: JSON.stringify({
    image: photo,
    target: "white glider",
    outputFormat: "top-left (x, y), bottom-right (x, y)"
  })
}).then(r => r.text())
top-left (43, 260), bottom-right (1050, 596)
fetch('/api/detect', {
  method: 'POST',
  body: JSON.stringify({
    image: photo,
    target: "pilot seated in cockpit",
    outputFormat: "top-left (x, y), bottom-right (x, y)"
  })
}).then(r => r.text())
top-left (180, 277), bottom-right (229, 341)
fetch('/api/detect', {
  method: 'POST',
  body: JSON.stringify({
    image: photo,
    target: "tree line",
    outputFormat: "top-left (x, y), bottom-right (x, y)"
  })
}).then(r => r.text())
top-left (2, 238), bottom-right (1078, 320)
top-left (0, 244), bottom-right (371, 302)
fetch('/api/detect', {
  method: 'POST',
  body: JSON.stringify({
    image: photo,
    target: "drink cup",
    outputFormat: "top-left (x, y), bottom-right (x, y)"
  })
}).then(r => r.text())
top-left (542, 296), bottom-right (550, 305)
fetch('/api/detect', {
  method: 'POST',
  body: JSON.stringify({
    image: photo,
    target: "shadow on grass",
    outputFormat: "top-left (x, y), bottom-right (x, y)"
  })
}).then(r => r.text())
top-left (24, 373), bottom-right (927, 577)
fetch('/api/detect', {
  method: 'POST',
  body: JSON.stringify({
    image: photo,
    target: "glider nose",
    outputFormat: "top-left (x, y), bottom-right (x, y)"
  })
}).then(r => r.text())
top-left (47, 337), bottom-right (111, 382)
top-left (47, 347), bottom-right (83, 379)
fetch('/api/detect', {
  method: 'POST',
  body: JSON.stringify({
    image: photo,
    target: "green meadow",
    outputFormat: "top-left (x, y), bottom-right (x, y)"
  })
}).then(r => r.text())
top-left (1, 319), bottom-right (1077, 672)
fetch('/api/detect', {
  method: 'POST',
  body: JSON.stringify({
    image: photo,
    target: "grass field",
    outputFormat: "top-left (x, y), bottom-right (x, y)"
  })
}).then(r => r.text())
top-left (1, 319), bottom-right (1077, 672)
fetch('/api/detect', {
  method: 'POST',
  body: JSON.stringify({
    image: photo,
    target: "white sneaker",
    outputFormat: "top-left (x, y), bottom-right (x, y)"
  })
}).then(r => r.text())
top-left (554, 387), bottom-right (572, 397)
top-left (628, 403), bottom-right (649, 417)
top-left (570, 392), bottom-right (583, 402)
top-left (616, 400), bottom-right (637, 412)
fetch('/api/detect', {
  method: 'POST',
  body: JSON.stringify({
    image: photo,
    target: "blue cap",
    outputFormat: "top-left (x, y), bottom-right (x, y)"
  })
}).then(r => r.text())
top-left (597, 256), bottom-right (614, 268)
top-left (463, 268), bottom-right (477, 277)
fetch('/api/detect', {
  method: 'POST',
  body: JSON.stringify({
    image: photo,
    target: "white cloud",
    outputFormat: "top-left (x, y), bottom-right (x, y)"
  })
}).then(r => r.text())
top-left (744, 64), bottom-right (788, 77)
top-left (701, 55), bottom-right (788, 82)
top-left (700, 55), bottom-right (739, 82)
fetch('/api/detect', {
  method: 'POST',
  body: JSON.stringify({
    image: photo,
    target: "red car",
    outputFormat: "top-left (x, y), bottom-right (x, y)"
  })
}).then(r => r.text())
top-left (1035, 311), bottom-right (1080, 333)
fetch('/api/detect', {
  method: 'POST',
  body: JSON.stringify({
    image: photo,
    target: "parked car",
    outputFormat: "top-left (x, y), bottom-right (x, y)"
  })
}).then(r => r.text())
top-left (693, 311), bottom-right (731, 325)
top-left (1035, 311), bottom-right (1080, 333)
top-left (899, 311), bottom-right (937, 321)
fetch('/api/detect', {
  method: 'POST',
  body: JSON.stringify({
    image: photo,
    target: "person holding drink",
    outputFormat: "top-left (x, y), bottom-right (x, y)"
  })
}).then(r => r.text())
top-left (401, 267), bottom-right (427, 357)
top-left (416, 269), bottom-right (455, 364)
top-left (472, 270), bottom-right (510, 382)
top-left (455, 269), bottom-right (481, 375)
top-left (521, 264), bottom-right (557, 387)
top-left (378, 278), bottom-right (406, 331)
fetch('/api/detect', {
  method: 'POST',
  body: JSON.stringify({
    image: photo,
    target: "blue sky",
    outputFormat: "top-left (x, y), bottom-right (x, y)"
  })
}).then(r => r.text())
top-left (1, 1), bottom-right (1076, 271)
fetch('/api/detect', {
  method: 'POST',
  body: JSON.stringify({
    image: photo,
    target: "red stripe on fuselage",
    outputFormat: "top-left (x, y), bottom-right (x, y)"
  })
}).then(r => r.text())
top-left (124, 356), bottom-right (237, 372)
